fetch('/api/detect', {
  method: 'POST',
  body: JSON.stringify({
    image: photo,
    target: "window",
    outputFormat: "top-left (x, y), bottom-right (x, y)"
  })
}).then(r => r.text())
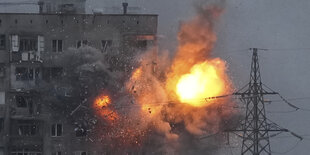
top-left (0, 66), bottom-right (4, 77)
top-left (46, 3), bottom-right (51, 13)
top-left (11, 35), bottom-right (19, 52)
top-left (42, 67), bottom-right (63, 81)
top-left (0, 35), bottom-right (5, 49)
top-left (52, 152), bottom-right (62, 155)
top-left (136, 40), bottom-right (147, 50)
top-left (101, 40), bottom-right (112, 53)
top-left (16, 95), bottom-right (27, 108)
top-left (76, 40), bottom-right (89, 48)
top-left (74, 151), bottom-right (87, 155)
top-left (52, 40), bottom-right (63, 52)
top-left (15, 67), bottom-right (34, 81)
top-left (0, 118), bottom-right (3, 133)
top-left (51, 124), bottom-right (62, 137)
top-left (19, 38), bottom-right (37, 51)
top-left (17, 120), bottom-right (39, 136)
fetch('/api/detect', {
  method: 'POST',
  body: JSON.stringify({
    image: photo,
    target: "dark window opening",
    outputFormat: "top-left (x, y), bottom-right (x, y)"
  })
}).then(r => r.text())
top-left (15, 19), bottom-right (17, 24)
top-left (15, 67), bottom-right (34, 81)
top-left (76, 40), bottom-right (89, 48)
top-left (45, 20), bottom-right (48, 24)
top-left (0, 66), bottom-right (4, 77)
top-left (52, 40), bottom-right (63, 52)
top-left (0, 118), bottom-right (3, 133)
top-left (42, 67), bottom-right (63, 81)
top-left (51, 123), bottom-right (63, 137)
top-left (16, 95), bottom-right (27, 108)
top-left (52, 152), bottom-right (62, 155)
top-left (136, 40), bottom-right (147, 50)
top-left (30, 20), bottom-right (33, 24)
top-left (19, 38), bottom-right (37, 51)
top-left (17, 120), bottom-right (39, 136)
top-left (15, 95), bottom-right (36, 114)
top-left (0, 35), bottom-right (5, 49)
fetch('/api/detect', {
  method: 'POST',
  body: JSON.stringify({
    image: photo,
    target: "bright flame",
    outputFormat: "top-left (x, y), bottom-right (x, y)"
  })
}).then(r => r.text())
top-left (93, 94), bottom-right (119, 122)
top-left (176, 59), bottom-right (227, 107)
top-left (132, 67), bottom-right (142, 80)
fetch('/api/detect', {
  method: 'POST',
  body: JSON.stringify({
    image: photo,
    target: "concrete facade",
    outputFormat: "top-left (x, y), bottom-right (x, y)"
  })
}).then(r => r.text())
top-left (0, 11), bottom-right (157, 155)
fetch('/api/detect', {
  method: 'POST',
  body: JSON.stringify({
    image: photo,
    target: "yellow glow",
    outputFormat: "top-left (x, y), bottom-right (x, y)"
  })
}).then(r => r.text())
top-left (176, 61), bottom-right (225, 107)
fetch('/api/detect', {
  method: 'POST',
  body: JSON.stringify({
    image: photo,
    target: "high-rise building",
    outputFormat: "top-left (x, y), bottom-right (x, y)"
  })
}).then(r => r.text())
top-left (0, 1), bottom-right (157, 154)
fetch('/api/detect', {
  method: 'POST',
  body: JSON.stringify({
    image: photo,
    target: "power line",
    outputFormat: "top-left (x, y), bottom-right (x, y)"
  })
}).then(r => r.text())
top-left (225, 48), bottom-right (302, 155)
top-left (271, 140), bottom-right (301, 154)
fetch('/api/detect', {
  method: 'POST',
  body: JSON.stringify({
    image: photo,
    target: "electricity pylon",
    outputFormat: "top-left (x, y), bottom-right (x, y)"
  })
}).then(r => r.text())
top-left (226, 48), bottom-right (302, 155)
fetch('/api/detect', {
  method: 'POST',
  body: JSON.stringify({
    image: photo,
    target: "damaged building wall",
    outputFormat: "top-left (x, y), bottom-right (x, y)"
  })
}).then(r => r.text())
top-left (0, 12), bottom-right (158, 155)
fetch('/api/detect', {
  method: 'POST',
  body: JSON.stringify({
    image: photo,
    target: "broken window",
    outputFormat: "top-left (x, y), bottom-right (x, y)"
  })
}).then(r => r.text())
top-left (76, 40), bottom-right (89, 48)
top-left (19, 38), bottom-right (37, 51)
top-left (52, 40), bottom-right (63, 52)
top-left (51, 123), bottom-right (62, 137)
top-left (0, 35), bottom-right (5, 49)
top-left (75, 126), bottom-right (87, 137)
top-left (15, 67), bottom-right (34, 81)
top-left (17, 120), bottom-right (39, 136)
top-left (101, 40), bottom-right (112, 53)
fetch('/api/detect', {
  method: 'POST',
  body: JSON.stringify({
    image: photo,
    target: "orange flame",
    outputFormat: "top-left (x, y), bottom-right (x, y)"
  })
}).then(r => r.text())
top-left (93, 94), bottom-right (119, 122)
top-left (166, 6), bottom-right (231, 107)
top-left (132, 67), bottom-right (142, 80)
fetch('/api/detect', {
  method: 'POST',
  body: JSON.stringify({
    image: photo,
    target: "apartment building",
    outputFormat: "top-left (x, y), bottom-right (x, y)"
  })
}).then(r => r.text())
top-left (0, 0), bottom-right (157, 154)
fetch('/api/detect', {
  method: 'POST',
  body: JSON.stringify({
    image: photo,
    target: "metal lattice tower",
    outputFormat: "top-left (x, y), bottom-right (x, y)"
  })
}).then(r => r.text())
top-left (228, 48), bottom-right (301, 155)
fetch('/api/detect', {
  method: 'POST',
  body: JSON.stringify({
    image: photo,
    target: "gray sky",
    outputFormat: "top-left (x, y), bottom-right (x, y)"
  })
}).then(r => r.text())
top-left (91, 0), bottom-right (310, 154)
top-left (2, 0), bottom-right (310, 154)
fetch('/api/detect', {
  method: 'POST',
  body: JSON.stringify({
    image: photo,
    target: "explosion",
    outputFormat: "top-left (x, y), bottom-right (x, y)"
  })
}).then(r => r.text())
top-left (176, 59), bottom-right (228, 107)
top-left (93, 94), bottom-right (119, 122)
top-left (91, 3), bottom-right (236, 154)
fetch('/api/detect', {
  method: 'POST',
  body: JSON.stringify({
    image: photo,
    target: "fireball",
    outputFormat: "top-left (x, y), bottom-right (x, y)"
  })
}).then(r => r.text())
top-left (176, 59), bottom-right (227, 107)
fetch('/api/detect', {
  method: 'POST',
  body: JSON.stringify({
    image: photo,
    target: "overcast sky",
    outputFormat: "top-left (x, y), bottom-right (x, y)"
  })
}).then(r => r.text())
top-left (1, 0), bottom-right (310, 154)
top-left (89, 0), bottom-right (310, 154)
